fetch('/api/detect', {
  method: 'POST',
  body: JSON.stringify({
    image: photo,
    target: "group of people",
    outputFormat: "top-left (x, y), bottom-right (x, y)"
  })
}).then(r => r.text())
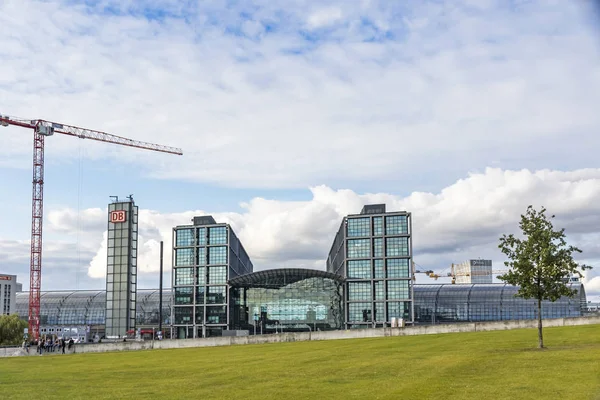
top-left (23, 337), bottom-right (75, 355)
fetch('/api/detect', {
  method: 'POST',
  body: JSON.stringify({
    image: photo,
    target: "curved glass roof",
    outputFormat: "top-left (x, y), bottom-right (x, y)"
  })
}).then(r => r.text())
top-left (228, 268), bottom-right (345, 289)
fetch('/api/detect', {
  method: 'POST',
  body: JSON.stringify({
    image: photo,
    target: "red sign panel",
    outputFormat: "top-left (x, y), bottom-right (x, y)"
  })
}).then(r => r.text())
top-left (109, 210), bottom-right (127, 223)
top-left (0, 276), bottom-right (11, 280)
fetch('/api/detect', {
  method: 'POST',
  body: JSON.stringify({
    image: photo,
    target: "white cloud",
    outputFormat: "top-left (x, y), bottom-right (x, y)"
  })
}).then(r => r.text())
top-left (4, 167), bottom-right (597, 298)
top-left (0, 1), bottom-right (598, 189)
top-left (307, 7), bottom-right (343, 29)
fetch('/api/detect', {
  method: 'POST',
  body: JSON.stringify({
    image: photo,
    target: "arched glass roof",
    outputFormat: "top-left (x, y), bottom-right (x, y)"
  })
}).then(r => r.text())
top-left (228, 268), bottom-right (345, 289)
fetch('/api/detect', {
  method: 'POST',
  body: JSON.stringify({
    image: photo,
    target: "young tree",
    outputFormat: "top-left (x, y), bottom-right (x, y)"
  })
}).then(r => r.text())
top-left (498, 205), bottom-right (591, 349)
top-left (0, 314), bottom-right (28, 346)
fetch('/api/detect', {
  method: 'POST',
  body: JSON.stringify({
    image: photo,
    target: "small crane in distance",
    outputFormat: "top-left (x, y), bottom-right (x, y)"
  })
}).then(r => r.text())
top-left (0, 113), bottom-right (183, 340)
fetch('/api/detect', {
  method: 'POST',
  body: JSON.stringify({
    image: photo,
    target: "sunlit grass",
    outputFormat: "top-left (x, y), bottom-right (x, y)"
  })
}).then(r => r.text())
top-left (2, 324), bottom-right (600, 400)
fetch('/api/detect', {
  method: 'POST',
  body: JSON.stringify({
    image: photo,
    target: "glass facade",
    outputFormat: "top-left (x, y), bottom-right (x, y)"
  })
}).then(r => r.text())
top-left (14, 283), bottom-right (588, 338)
top-left (172, 217), bottom-right (253, 339)
top-left (327, 205), bottom-right (413, 328)
top-left (413, 284), bottom-right (587, 324)
top-left (230, 269), bottom-right (344, 333)
top-left (105, 199), bottom-right (138, 338)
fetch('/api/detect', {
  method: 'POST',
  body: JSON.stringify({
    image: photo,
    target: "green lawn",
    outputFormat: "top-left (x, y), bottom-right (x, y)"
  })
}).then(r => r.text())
top-left (2, 325), bottom-right (600, 400)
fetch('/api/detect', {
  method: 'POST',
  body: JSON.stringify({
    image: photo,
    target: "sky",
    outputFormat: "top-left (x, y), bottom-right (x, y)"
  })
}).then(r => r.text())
top-left (1, 0), bottom-right (600, 301)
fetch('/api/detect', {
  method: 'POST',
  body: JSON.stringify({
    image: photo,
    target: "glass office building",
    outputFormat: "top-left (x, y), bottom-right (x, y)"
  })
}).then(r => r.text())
top-left (327, 204), bottom-right (413, 328)
top-left (229, 268), bottom-right (344, 334)
top-left (172, 216), bottom-right (253, 339)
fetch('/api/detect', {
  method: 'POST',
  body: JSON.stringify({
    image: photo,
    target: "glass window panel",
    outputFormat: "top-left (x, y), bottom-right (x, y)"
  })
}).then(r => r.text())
top-left (386, 258), bottom-right (410, 278)
top-left (175, 287), bottom-right (194, 305)
top-left (373, 238), bottom-right (383, 257)
top-left (197, 247), bottom-right (206, 265)
top-left (374, 302), bottom-right (386, 322)
top-left (174, 307), bottom-right (193, 324)
top-left (208, 266), bottom-right (227, 284)
top-left (208, 246), bottom-right (227, 265)
top-left (206, 286), bottom-right (227, 304)
top-left (208, 226), bottom-right (228, 245)
top-left (385, 215), bottom-right (409, 235)
top-left (197, 267), bottom-right (206, 285)
top-left (348, 302), bottom-right (372, 322)
top-left (387, 301), bottom-right (410, 320)
top-left (387, 280), bottom-right (409, 299)
top-left (374, 259), bottom-right (385, 279)
top-left (197, 227), bottom-right (207, 245)
top-left (206, 305), bottom-right (227, 324)
top-left (175, 229), bottom-right (194, 247)
top-left (174, 267), bottom-right (194, 286)
top-left (348, 282), bottom-right (371, 301)
top-left (346, 217), bottom-right (370, 237)
top-left (347, 239), bottom-right (370, 258)
top-left (196, 286), bottom-right (206, 304)
top-left (374, 281), bottom-right (385, 301)
top-left (347, 260), bottom-right (371, 279)
top-left (175, 248), bottom-right (195, 266)
top-left (385, 237), bottom-right (409, 257)
top-left (373, 217), bottom-right (383, 236)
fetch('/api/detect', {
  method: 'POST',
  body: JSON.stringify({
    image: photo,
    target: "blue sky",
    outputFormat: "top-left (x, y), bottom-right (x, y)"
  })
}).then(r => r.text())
top-left (1, 0), bottom-right (600, 300)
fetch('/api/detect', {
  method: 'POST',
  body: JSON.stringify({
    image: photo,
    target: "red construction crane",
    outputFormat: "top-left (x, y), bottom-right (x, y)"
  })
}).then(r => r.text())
top-left (0, 113), bottom-right (183, 340)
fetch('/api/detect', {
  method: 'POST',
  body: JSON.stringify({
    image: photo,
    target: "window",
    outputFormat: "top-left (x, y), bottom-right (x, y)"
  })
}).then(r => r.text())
top-left (386, 258), bottom-right (410, 278)
top-left (388, 302), bottom-right (410, 320)
top-left (207, 286), bottom-right (227, 304)
top-left (197, 227), bottom-right (207, 245)
top-left (196, 286), bottom-right (206, 304)
top-left (347, 239), bottom-right (370, 258)
top-left (373, 217), bottom-right (383, 236)
top-left (385, 215), bottom-right (408, 235)
top-left (197, 267), bottom-right (206, 285)
top-left (347, 218), bottom-right (370, 237)
top-left (175, 229), bottom-right (194, 247)
top-left (374, 281), bottom-right (385, 301)
top-left (208, 227), bottom-right (227, 245)
top-left (374, 302), bottom-right (386, 322)
top-left (174, 287), bottom-right (194, 305)
top-left (197, 247), bottom-right (206, 265)
top-left (174, 307), bottom-right (193, 324)
top-left (373, 238), bottom-right (383, 257)
top-left (387, 280), bottom-right (409, 299)
top-left (208, 266), bottom-right (227, 284)
top-left (174, 268), bottom-right (194, 286)
top-left (374, 259), bottom-right (385, 279)
top-left (385, 237), bottom-right (409, 257)
top-left (206, 306), bottom-right (227, 324)
top-left (348, 282), bottom-right (371, 301)
top-left (175, 248), bottom-right (195, 266)
top-left (347, 260), bottom-right (371, 279)
top-left (208, 246), bottom-right (227, 265)
top-left (348, 302), bottom-right (372, 322)
top-left (195, 306), bottom-right (205, 324)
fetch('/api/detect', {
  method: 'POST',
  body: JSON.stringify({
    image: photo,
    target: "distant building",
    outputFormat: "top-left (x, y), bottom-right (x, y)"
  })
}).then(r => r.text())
top-left (172, 215), bottom-right (253, 339)
top-left (327, 204), bottom-right (413, 328)
top-left (453, 259), bottom-right (493, 284)
top-left (105, 196), bottom-right (139, 339)
top-left (0, 274), bottom-right (20, 315)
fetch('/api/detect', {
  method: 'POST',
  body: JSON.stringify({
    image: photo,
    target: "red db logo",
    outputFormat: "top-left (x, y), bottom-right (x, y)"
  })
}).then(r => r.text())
top-left (109, 210), bottom-right (126, 223)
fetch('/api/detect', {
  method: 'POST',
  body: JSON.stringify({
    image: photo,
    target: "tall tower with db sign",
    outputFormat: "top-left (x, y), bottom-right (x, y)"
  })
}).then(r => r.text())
top-left (105, 196), bottom-right (139, 338)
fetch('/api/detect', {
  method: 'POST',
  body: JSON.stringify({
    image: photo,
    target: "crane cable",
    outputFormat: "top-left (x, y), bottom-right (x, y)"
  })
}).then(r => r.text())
top-left (75, 141), bottom-right (84, 289)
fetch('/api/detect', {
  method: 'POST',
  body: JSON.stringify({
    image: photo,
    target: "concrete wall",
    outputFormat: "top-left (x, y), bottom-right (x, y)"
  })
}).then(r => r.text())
top-left (3, 315), bottom-right (600, 358)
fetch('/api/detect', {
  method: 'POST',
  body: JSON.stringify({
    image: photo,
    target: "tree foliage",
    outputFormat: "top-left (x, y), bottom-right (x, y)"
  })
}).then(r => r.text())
top-left (0, 314), bottom-right (28, 346)
top-left (498, 205), bottom-right (592, 348)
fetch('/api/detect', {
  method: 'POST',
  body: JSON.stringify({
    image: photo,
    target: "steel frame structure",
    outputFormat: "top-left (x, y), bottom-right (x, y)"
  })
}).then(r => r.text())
top-left (0, 113), bottom-right (182, 340)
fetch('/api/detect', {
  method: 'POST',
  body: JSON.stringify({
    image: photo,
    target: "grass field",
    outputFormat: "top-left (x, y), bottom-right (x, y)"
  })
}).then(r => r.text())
top-left (2, 325), bottom-right (600, 400)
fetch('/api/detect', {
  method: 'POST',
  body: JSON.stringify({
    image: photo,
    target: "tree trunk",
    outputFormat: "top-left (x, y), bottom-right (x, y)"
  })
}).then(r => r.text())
top-left (537, 298), bottom-right (544, 349)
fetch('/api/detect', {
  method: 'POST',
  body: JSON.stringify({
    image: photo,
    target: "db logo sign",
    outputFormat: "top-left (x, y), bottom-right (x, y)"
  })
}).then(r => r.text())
top-left (109, 210), bottom-right (126, 223)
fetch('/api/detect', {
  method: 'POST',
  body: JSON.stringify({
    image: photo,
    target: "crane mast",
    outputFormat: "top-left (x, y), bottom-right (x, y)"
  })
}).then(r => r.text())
top-left (0, 113), bottom-right (182, 340)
